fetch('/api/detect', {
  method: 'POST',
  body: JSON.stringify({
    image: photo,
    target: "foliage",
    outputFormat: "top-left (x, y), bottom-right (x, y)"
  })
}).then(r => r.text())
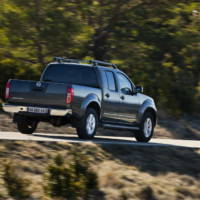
top-left (0, 0), bottom-right (199, 115)
top-left (44, 152), bottom-right (98, 200)
top-left (3, 161), bottom-right (31, 200)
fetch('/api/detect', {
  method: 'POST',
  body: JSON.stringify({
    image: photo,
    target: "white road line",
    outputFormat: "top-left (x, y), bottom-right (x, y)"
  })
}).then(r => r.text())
top-left (0, 131), bottom-right (200, 148)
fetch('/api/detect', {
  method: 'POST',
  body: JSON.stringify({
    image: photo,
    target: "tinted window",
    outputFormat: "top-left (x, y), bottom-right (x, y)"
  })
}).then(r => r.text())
top-left (42, 64), bottom-right (98, 87)
top-left (105, 71), bottom-right (116, 91)
top-left (117, 73), bottom-right (133, 95)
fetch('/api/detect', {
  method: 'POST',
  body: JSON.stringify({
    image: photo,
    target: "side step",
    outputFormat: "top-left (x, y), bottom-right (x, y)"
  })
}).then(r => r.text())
top-left (102, 123), bottom-right (140, 131)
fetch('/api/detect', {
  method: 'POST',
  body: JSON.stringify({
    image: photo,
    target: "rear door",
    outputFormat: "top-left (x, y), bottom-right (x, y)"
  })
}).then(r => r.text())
top-left (101, 70), bottom-right (122, 123)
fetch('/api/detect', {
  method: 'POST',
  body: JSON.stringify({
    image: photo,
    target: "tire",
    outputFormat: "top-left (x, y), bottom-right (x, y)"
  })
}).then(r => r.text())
top-left (76, 108), bottom-right (98, 139)
top-left (134, 112), bottom-right (155, 143)
top-left (17, 120), bottom-right (38, 134)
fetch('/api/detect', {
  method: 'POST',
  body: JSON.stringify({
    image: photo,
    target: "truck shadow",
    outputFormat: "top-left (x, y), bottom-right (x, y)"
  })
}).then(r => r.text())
top-left (35, 133), bottom-right (200, 178)
top-left (99, 144), bottom-right (200, 179)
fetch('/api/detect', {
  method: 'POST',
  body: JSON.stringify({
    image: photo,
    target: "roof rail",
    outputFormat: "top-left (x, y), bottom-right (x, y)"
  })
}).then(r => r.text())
top-left (89, 60), bottom-right (117, 69)
top-left (54, 57), bottom-right (80, 64)
top-left (53, 57), bottom-right (117, 69)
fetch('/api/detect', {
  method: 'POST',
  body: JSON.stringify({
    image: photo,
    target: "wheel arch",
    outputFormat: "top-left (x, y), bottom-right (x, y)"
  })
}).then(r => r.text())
top-left (87, 101), bottom-right (101, 119)
top-left (143, 107), bottom-right (157, 125)
top-left (80, 93), bottom-right (101, 119)
top-left (137, 99), bottom-right (157, 125)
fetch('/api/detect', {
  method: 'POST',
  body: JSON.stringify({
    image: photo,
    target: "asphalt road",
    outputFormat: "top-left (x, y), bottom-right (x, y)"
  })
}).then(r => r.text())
top-left (0, 131), bottom-right (200, 148)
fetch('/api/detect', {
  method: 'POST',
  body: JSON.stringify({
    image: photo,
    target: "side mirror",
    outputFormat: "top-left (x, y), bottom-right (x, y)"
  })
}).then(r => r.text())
top-left (135, 85), bottom-right (143, 93)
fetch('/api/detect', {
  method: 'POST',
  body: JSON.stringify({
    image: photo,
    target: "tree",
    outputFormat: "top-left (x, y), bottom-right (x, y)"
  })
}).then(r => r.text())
top-left (0, 0), bottom-right (88, 68)
top-left (0, 0), bottom-right (199, 115)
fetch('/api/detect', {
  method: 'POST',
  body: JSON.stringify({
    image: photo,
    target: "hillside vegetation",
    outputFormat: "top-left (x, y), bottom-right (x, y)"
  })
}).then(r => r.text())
top-left (0, 141), bottom-right (200, 200)
top-left (0, 0), bottom-right (199, 116)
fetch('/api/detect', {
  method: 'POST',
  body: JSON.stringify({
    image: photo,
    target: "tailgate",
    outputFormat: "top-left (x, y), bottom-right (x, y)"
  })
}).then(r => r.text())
top-left (8, 80), bottom-right (69, 108)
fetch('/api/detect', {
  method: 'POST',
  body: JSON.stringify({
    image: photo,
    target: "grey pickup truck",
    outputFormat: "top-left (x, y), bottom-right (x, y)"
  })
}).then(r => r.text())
top-left (3, 57), bottom-right (157, 142)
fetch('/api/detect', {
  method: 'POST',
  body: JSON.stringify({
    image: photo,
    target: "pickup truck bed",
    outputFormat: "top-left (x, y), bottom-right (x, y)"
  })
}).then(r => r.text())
top-left (7, 79), bottom-right (101, 113)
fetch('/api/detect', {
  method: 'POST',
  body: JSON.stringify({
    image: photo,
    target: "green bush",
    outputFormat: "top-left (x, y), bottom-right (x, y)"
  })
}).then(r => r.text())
top-left (44, 152), bottom-right (98, 200)
top-left (3, 162), bottom-right (31, 200)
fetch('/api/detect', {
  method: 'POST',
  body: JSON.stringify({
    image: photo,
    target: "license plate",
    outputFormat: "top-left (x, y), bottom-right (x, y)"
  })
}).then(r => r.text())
top-left (27, 107), bottom-right (48, 114)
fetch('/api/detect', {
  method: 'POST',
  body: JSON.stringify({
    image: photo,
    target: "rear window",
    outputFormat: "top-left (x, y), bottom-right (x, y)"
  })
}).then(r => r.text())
top-left (42, 64), bottom-right (99, 87)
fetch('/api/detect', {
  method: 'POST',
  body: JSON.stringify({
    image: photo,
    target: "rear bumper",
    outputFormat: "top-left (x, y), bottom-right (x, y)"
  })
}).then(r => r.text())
top-left (2, 103), bottom-right (72, 117)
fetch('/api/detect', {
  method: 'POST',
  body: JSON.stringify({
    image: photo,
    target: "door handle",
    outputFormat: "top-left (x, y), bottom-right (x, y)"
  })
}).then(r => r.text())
top-left (105, 93), bottom-right (110, 98)
top-left (120, 95), bottom-right (125, 100)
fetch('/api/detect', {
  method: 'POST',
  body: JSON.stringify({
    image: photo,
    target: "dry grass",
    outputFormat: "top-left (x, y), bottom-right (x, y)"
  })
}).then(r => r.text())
top-left (0, 141), bottom-right (199, 199)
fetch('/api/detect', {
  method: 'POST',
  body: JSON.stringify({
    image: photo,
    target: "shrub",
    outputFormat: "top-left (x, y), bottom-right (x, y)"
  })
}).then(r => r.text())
top-left (3, 162), bottom-right (31, 200)
top-left (137, 186), bottom-right (158, 200)
top-left (44, 152), bottom-right (98, 200)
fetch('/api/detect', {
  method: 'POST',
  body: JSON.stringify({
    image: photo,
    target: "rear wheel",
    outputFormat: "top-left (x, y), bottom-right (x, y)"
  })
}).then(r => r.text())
top-left (76, 108), bottom-right (98, 139)
top-left (134, 112), bottom-right (155, 142)
top-left (17, 120), bottom-right (38, 134)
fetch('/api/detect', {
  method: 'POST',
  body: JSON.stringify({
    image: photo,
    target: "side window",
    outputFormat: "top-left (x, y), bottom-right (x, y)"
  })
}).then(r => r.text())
top-left (105, 71), bottom-right (116, 91)
top-left (117, 73), bottom-right (133, 95)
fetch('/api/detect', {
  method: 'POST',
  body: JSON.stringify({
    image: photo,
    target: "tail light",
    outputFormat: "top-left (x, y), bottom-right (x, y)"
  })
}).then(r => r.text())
top-left (5, 80), bottom-right (11, 99)
top-left (66, 87), bottom-right (74, 104)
